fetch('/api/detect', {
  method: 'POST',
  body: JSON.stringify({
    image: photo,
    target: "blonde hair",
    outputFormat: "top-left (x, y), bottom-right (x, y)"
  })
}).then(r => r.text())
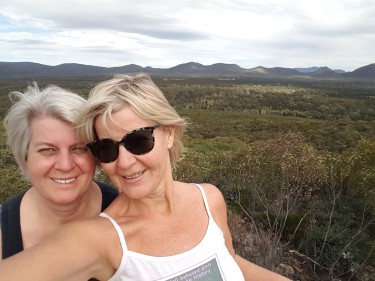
top-left (76, 73), bottom-right (187, 166)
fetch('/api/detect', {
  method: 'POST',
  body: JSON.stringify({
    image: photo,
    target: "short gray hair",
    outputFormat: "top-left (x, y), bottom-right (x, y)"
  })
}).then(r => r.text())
top-left (3, 82), bottom-right (86, 177)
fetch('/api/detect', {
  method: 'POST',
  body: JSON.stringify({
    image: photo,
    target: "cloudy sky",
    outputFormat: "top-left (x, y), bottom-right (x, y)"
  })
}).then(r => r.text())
top-left (0, 0), bottom-right (374, 72)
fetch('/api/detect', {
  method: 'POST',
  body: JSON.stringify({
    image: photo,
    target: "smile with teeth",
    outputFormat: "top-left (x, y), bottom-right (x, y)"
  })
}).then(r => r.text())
top-left (125, 170), bottom-right (145, 180)
top-left (53, 177), bottom-right (76, 184)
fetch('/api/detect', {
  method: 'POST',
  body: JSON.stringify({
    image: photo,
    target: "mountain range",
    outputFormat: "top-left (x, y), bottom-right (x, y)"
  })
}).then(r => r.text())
top-left (0, 61), bottom-right (374, 81)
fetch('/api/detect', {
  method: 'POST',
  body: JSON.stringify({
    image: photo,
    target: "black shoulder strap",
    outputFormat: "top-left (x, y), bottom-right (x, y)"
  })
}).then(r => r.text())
top-left (96, 181), bottom-right (119, 211)
top-left (1, 192), bottom-right (26, 259)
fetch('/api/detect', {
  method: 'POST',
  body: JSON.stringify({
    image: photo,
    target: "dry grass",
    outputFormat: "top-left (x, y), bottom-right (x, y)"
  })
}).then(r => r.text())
top-left (228, 210), bottom-right (309, 280)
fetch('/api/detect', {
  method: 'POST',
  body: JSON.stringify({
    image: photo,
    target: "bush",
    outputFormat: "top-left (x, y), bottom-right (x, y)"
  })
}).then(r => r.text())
top-left (175, 133), bottom-right (375, 280)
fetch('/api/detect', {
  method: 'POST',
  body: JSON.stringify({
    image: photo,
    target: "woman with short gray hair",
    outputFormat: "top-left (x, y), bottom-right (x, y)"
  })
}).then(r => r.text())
top-left (1, 82), bottom-right (118, 263)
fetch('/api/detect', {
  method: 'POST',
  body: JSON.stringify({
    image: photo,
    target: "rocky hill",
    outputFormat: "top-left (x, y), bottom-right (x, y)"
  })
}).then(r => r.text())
top-left (0, 61), bottom-right (374, 80)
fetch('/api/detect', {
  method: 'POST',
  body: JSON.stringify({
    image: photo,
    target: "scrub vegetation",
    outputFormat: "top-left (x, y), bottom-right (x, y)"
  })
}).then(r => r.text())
top-left (1, 76), bottom-right (374, 280)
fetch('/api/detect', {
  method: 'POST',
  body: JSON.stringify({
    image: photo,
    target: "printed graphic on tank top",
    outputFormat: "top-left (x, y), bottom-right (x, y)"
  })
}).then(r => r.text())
top-left (163, 255), bottom-right (224, 281)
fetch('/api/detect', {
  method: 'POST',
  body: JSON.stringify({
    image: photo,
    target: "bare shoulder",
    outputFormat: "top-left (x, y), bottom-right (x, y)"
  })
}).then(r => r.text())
top-left (198, 183), bottom-right (226, 207)
top-left (46, 216), bottom-right (121, 278)
top-left (45, 216), bottom-right (117, 257)
top-left (197, 183), bottom-right (227, 223)
top-left (63, 216), bottom-right (118, 245)
top-left (59, 216), bottom-right (106, 233)
top-left (47, 217), bottom-right (104, 249)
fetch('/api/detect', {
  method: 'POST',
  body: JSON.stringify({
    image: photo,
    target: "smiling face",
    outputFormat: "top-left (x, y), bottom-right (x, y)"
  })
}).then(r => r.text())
top-left (25, 115), bottom-right (96, 205)
top-left (94, 106), bottom-right (175, 199)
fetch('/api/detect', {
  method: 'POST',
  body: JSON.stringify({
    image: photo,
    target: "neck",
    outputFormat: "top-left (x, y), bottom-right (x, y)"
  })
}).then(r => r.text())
top-left (106, 180), bottom-right (178, 218)
top-left (25, 184), bottom-right (101, 225)
top-left (20, 183), bottom-right (101, 250)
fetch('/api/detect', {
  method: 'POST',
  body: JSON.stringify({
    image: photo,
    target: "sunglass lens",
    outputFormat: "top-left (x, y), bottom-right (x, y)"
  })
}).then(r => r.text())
top-left (125, 129), bottom-right (154, 155)
top-left (88, 139), bottom-right (119, 163)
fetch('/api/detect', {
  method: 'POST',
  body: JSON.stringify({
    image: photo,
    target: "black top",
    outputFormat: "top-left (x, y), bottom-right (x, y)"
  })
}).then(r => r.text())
top-left (1, 181), bottom-right (119, 259)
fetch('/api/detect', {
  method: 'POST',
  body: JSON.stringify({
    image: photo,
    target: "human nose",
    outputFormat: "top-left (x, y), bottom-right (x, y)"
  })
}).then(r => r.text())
top-left (116, 145), bottom-right (137, 168)
top-left (54, 151), bottom-right (75, 171)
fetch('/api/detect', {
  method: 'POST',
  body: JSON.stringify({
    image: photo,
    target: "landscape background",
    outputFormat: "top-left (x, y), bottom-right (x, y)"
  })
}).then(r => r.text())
top-left (1, 61), bottom-right (375, 80)
top-left (0, 61), bottom-right (374, 280)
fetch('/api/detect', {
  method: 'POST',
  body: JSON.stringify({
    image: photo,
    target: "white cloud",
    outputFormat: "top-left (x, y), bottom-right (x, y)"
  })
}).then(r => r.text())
top-left (0, 0), bottom-right (374, 71)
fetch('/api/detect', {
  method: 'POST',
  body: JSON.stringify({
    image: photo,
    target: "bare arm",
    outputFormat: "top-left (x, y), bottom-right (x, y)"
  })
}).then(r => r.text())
top-left (0, 223), bottom-right (2, 260)
top-left (0, 218), bottom-right (116, 281)
top-left (204, 184), bottom-right (292, 281)
top-left (0, 205), bottom-right (2, 259)
top-left (234, 255), bottom-right (292, 281)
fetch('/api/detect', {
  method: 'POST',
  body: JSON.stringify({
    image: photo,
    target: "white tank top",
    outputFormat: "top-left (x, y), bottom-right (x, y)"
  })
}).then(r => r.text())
top-left (100, 184), bottom-right (245, 281)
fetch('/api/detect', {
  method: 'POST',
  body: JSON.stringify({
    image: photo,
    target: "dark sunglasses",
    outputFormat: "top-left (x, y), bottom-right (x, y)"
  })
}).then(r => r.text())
top-left (87, 125), bottom-right (160, 163)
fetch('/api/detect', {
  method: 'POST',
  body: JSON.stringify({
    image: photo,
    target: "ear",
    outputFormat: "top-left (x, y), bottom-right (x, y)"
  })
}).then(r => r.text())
top-left (164, 125), bottom-right (175, 149)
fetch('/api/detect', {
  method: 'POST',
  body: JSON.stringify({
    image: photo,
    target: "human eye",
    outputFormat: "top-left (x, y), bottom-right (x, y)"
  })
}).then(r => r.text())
top-left (72, 145), bottom-right (89, 154)
top-left (38, 147), bottom-right (56, 155)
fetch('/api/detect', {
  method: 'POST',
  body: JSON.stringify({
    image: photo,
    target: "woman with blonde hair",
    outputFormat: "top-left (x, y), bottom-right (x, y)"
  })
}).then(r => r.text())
top-left (0, 74), bottom-right (290, 281)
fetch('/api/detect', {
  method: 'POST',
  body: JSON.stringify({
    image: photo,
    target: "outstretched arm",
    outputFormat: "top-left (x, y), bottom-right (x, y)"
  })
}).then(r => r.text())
top-left (0, 218), bottom-right (115, 281)
top-left (0, 205), bottom-right (2, 259)
top-left (235, 254), bottom-right (292, 281)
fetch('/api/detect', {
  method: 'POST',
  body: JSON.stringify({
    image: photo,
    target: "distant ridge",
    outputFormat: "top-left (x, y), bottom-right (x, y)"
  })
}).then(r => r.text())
top-left (246, 66), bottom-right (301, 77)
top-left (0, 61), bottom-right (374, 80)
top-left (308, 67), bottom-right (343, 79)
top-left (294, 67), bottom-right (321, 73)
top-left (344, 63), bottom-right (375, 78)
